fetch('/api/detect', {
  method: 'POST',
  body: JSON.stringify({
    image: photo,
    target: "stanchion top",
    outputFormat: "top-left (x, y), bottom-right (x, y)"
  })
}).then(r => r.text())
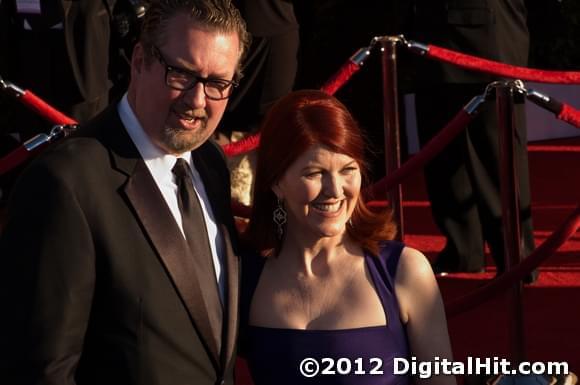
top-left (372, 34), bottom-right (407, 45)
top-left (483, 80), bottom-right (526, 100)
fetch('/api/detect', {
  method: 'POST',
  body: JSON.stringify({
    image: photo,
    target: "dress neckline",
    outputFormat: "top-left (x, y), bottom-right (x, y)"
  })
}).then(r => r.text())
top-left (248, 324), bottom-right (388, 333)
top-left (248, 251), bottom-right (393, 332)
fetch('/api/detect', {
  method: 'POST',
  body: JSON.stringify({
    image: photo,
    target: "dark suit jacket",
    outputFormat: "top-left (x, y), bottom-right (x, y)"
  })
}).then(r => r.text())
top-left (0, 104), bottom-right (240, 385)
top-left (412, 0), bottom-right (529, 84)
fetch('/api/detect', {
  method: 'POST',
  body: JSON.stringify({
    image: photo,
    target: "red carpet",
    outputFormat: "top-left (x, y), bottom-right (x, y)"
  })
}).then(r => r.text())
top-left (236, 135), bottom-right (580, 384)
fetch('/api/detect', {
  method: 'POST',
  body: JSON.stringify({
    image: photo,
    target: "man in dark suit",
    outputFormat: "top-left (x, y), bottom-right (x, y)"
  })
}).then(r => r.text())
top-left (411, 0), bottom-right (536, 278)
top-left (0, 0), bottom-right (250, 384)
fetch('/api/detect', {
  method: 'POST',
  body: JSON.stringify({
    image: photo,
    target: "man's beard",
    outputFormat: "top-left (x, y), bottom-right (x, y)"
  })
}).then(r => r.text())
top-left (162, 118), bottom-right (210, 153)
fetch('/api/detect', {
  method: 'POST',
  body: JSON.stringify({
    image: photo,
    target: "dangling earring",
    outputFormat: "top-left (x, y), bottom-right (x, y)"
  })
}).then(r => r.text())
top-left (272, 197), bottom-right (287, 240)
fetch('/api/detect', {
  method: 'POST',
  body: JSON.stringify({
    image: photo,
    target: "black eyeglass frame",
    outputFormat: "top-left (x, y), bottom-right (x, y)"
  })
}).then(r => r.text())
top-left (152, 45), bottom-right (239, 101)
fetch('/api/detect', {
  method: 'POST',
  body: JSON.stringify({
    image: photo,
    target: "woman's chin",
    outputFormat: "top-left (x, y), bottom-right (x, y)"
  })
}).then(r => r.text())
top-left (313, 223), bottom-right (347, 239)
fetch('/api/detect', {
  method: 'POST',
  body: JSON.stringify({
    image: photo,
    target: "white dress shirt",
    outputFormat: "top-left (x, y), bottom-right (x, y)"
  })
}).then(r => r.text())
top-left (118, 94), bottom-right (226, 303)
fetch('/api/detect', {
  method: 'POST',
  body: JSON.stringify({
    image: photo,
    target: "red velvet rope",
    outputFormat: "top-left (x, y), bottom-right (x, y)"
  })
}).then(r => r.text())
top-left (320, 61), bottom-right (361, 95)
top-left (445, 205), bottom-right (580, 317)
top-left (557, 103), bottom-right (580, 128)
top-left (428, 45), bottom-right (580, 84)
top-left (222, 132), bottom-right (261, 157)
top-left (21, 91), bottom-right (77, 125)
top-left (0, 146), bottom-right (31, 175)
top-left (368, 109), bottom-right (474, 198)
top-left (225, 45), bottom-right (580, 157)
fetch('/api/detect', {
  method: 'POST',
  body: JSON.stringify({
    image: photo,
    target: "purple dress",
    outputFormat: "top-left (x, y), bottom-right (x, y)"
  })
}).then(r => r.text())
top-left (241, 241), bottom-right (410, 385)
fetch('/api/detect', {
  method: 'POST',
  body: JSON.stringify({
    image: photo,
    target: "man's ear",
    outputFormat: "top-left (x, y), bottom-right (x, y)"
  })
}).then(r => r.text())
top-left (131, 42), bottom-right (145, 76)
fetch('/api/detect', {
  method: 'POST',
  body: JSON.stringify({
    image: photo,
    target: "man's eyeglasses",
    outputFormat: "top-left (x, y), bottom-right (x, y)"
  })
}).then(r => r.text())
top-left (152, 46), bottom-right (238, 101)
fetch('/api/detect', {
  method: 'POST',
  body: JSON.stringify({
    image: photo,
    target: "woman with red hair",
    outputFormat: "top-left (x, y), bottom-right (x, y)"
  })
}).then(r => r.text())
top-left (242, 90), bottom-right (455, 385)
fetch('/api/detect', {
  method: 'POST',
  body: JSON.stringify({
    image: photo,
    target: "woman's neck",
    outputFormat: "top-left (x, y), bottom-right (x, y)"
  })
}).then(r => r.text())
top-left (276, 232), bottom-right (362, 277)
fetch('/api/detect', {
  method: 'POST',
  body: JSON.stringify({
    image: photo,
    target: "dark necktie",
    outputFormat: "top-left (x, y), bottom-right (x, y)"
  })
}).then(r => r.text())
top-left (172, 158), bottom-right (223, 348)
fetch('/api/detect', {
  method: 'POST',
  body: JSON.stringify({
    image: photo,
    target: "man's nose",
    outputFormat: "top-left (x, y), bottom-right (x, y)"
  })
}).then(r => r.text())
top-left (182, 82), bottom-right (206, 109)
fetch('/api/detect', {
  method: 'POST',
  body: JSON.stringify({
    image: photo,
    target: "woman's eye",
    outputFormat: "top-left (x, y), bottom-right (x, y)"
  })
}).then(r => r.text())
top-left (304, 171), bottom-right (322, 178)
top-left (342, 167), bottom-right (358, 174)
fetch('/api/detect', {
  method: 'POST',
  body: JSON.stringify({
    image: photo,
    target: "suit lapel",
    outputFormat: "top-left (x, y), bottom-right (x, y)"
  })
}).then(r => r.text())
top-left (219, 224), bottom-right (239, 372)
top-left (193, 145), bottom-right (240, 371)
top-left (106, 119), bottom-right (221, 371)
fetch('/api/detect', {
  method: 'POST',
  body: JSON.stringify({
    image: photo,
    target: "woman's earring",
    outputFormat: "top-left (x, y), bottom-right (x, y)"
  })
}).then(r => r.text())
top-left (272, 198), bottom-right (287, 240)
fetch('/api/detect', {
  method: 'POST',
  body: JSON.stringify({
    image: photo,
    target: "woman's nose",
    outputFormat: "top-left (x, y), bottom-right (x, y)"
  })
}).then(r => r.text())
top-left (323, 174), bottom-right (342, 198)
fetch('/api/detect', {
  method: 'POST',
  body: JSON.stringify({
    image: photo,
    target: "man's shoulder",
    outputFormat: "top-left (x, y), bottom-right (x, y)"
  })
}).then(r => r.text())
top-left (45, 127), bottom-right (114, 166)
top-left (45, 134), bottom-right (109, 166)
top-left (28, 105), bottom-right (124, 177)
top-left (17, 139), bottom-right (109, 197)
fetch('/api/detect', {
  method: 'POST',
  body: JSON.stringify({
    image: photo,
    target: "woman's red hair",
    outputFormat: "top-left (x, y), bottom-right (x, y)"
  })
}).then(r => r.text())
top-left (244, 90), bottom-right (396, 256)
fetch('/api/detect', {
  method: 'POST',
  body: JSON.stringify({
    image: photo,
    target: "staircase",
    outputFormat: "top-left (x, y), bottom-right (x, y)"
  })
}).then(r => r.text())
top-left (403, 136), bottom-right (580, 372)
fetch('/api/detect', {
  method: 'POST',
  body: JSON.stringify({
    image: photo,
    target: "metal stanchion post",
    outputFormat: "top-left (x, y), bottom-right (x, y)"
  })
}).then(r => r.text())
top-left (495, 84), bottom-right (525, 363)
top-left (379, 37), bottom-right (404, 241)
